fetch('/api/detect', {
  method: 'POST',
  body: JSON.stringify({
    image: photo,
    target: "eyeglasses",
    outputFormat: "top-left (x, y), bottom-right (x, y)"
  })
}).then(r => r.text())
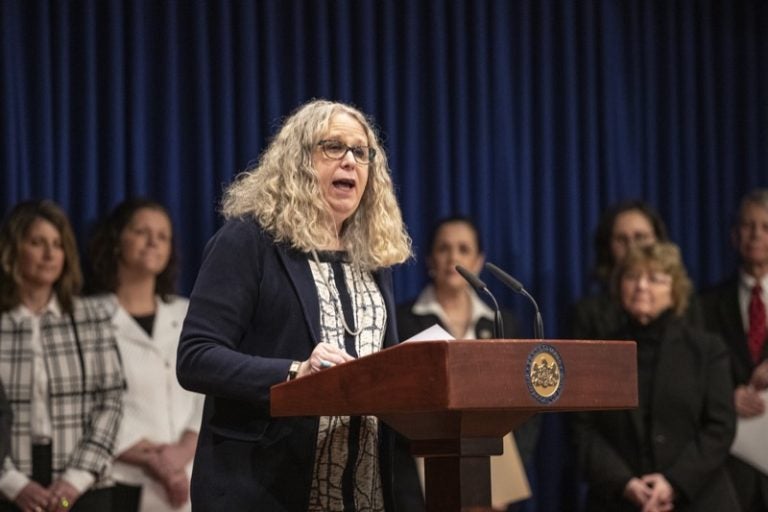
top-left (317, 140), bottom-right (375, 165)
top-left (622, 271), bottom-right (673, 286)
top-left (612, 232), bottom-right (654, 247)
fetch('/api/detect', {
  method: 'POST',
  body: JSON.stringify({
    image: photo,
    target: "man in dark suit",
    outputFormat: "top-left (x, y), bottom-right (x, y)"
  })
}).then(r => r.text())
top-left (699, 189), bottom-right (768, 512)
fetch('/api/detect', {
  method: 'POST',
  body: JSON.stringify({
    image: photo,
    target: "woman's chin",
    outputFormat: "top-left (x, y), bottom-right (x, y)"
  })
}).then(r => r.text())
top-left (628, 311), bottom-right (656, 325)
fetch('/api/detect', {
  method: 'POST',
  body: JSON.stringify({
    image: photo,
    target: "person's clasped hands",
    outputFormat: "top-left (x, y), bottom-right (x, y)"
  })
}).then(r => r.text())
top-left (624, 473), bottom-right (675, 512)
top-left (15, 478), bottom-right (78, 512)
top-left (130, 440), bottom-right (189, 508)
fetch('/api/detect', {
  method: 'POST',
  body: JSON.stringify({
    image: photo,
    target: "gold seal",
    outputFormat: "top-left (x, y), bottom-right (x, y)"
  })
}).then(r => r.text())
top-left (529, 351), bottom-right (561, 398)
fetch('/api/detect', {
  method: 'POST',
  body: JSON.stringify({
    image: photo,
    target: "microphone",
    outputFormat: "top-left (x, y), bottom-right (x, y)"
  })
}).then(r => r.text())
top-left (485, 262), bottom-right (544, 339)
top-left (455, 265), bottom-right (504, 339)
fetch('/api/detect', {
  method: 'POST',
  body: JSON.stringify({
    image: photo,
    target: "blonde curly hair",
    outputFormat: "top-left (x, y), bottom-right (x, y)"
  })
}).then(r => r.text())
top-left (222, 99), bottom-right (411, 270)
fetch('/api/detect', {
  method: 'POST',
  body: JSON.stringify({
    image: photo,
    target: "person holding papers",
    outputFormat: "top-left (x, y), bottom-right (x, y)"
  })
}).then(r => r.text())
top-left (397, 216), bottom-right (538, 511)
top-left (176, 100), bottom-right (415, 511)
top-left (700, 189), bottom-right (768, 512)
top-left (575, 242), bottom-right (738, 512)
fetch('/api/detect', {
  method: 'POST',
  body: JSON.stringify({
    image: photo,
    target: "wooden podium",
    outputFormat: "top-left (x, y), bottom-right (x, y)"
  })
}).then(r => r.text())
top-left (271, 339), bottom-right (637, 512)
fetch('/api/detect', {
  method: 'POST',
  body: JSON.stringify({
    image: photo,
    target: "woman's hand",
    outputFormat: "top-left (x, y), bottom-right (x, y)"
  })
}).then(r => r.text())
top-left (117, 438), bottom-right (164, 467)
top-left (734, 384), bottom-right (766, 417)
top-left (14, 481), bottom-right (51, 512)
top-left (45, 479), bottom-right (79, 512)
top-left (160, 466), bottom-right (189, 508)
top-left (640, 473), bottom-right (674, 511)
top-left (297, 343), bottom-right (355, 378)
top-left (157, 441), bottom-right (192, 472)
top-left (623, 477), bottom-right (652, 507)
top-left (145, 446), bottom-right (189, 507)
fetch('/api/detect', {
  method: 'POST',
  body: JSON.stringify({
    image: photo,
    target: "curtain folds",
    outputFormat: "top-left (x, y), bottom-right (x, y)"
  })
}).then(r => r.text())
top-left (2, 2), bottom-right (767, 508)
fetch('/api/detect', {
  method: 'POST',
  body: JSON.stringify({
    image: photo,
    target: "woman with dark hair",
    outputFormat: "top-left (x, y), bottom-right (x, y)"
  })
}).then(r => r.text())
top-left (572, 200), bottom-right (675, 339)
top-left (88, 199), bottom-right (202, 512)
top-left (574, 242), bottom-right (738, 511)
top-left (0, 200), bottom-right (124, 512)
top-left (397, 215), bottom-right (515, 340)
top-left (397, 216), bottom-right (538, 511)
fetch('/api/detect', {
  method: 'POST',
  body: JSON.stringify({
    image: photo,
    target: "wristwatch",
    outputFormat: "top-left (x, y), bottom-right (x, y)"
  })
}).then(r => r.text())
top-left (287, 360), bottom-right (302, 381)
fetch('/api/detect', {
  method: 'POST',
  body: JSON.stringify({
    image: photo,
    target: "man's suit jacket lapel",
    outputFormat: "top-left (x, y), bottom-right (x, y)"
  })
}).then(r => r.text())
top-left (718, 279), bottom-right (753, 371)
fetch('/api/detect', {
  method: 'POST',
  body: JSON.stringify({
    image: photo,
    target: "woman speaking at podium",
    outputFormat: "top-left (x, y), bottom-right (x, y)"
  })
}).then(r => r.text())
top-left (177, 100), bottom-right (413, 511)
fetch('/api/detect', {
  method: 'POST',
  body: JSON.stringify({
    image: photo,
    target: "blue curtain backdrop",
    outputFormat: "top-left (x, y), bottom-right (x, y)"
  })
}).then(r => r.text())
top-left (2, 1), bottom-right (767, 510)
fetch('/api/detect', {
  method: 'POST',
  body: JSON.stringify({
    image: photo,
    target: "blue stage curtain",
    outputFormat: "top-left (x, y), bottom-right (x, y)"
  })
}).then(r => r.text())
top-left (2, 1), bottom-right (767, 510)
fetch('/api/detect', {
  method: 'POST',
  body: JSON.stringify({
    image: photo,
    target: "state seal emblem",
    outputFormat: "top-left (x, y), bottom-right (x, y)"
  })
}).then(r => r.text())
top-left (526, 344), bottom-right (565, 404)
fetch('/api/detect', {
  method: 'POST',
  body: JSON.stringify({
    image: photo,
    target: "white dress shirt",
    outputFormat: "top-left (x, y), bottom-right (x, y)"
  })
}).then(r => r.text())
top-left (737, 271), bottom-right (768, 333)
top-left (410, 284), bottom-right (496, 339)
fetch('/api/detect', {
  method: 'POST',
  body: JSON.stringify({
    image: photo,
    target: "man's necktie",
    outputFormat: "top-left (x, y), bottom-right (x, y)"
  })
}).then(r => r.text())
top-left (748, 284), bottom-right (767, 364)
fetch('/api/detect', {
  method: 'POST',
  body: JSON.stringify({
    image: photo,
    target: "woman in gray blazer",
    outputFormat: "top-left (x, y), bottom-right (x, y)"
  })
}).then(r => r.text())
top-left (0, 200), bottom-right (124, 512)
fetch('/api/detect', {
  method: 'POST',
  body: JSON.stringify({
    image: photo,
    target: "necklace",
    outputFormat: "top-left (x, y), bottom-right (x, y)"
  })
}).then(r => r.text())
top-left (310, 249), bottom-right (364, 337)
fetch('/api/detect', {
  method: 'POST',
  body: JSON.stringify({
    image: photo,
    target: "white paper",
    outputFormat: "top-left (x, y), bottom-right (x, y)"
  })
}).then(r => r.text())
top-left (730, 390), bottom-right (768, 476)
top-left (402, 324), bottom-right (455, 342)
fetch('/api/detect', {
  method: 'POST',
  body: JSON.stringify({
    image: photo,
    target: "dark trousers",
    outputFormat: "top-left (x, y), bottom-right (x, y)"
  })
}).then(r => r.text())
top-left (0, 490), bottom-right (112, 512)
top-left (111, 483), bottom-right (141, 512)
top-left (727, 456), bottom-right (768, 512)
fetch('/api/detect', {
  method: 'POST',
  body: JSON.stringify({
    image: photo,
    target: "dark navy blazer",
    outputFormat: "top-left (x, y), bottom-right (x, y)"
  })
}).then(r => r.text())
top-left (574, 316), bottom-right (738, 511)
top-left (177, 219), bottom-right (401, 511)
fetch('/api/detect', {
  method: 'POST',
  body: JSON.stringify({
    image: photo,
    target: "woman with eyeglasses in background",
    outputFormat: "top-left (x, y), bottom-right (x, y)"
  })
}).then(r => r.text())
top-left (571, 200), bottom-right (672, 340)
top-left (574, 242), bottom-right (738, 512)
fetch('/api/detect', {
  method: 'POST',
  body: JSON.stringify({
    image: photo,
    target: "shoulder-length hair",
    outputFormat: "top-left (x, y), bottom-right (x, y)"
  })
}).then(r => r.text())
top-left (593, 200), bottom-right (670, 286)
top-left (221, 99), bottom-right (411, 270)
top-left (88, 198), bottom-right (179, 302)
top-left (611, 242), bottom-right (692, 316)
top-left (0, 200), bottom-right (82, 314)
